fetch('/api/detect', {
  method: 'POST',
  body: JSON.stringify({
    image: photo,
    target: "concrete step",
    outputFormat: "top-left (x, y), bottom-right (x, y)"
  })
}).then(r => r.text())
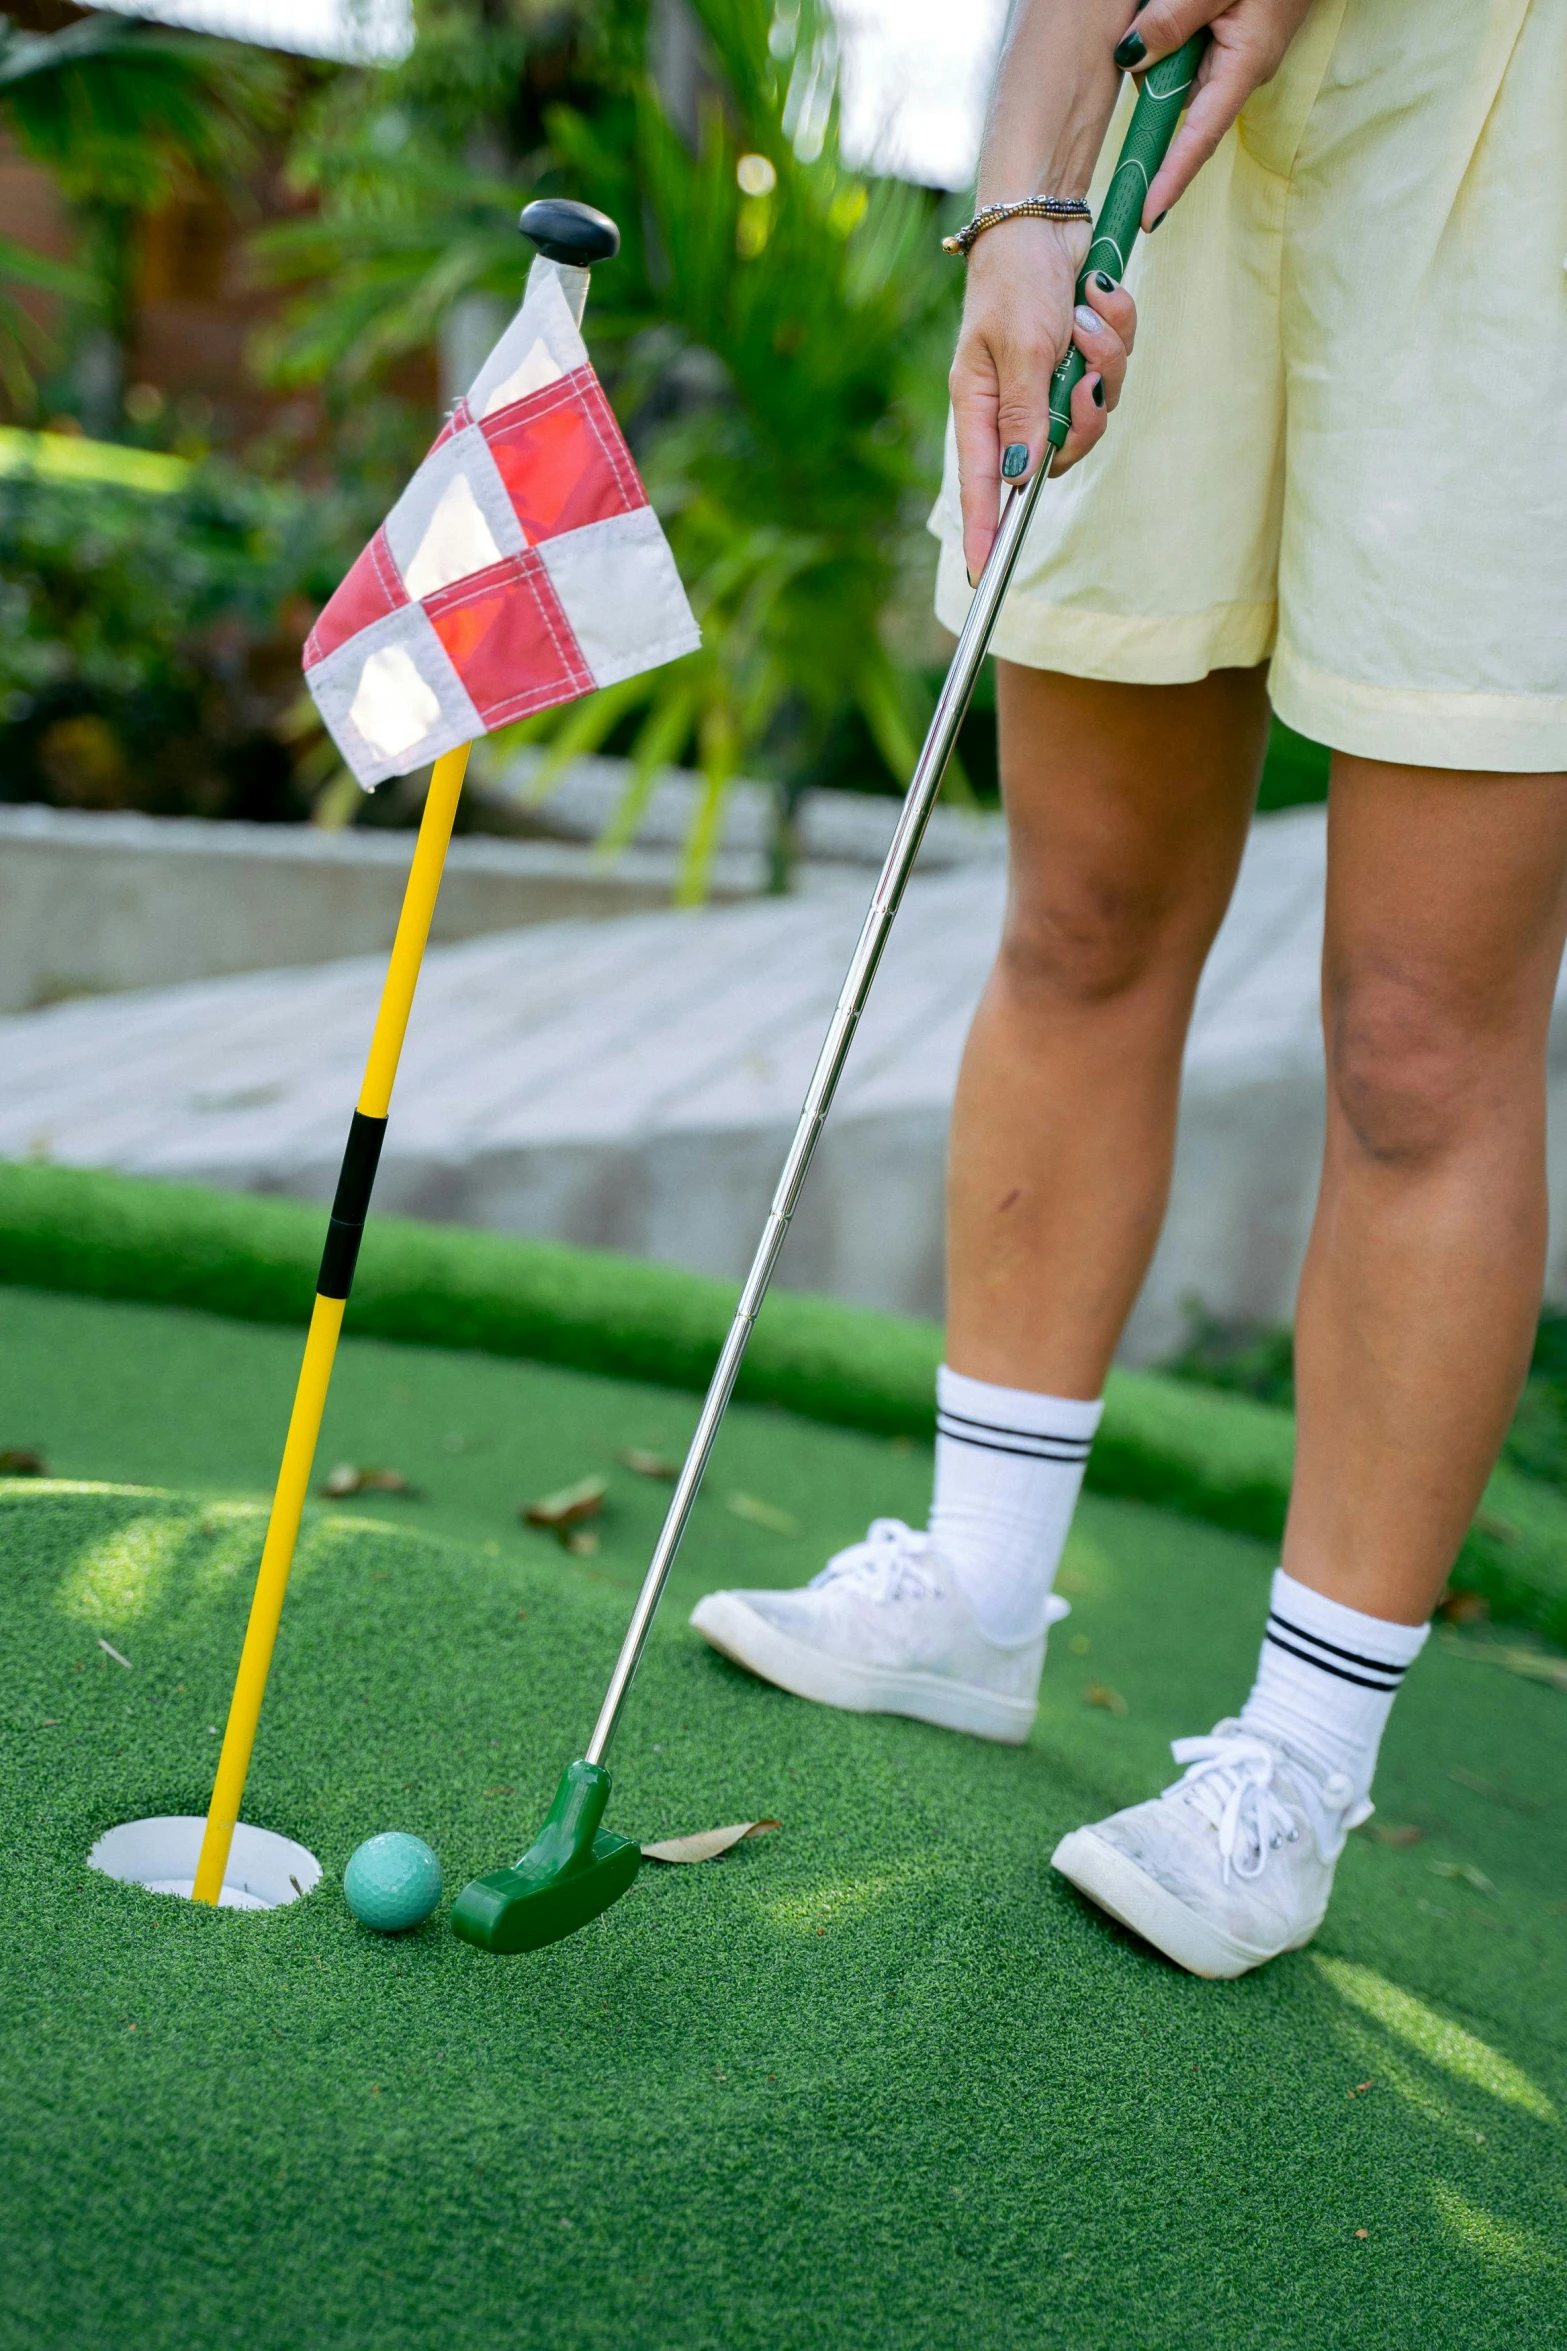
top-left (0, 769), bottom-right (1005, 1015)
top-left (7, 806), bottom-right (1560, 1359)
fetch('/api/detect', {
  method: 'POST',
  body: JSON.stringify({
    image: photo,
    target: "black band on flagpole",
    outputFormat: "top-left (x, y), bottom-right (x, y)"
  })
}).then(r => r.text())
top-left (316, 1111), bottom-right (388, 1299)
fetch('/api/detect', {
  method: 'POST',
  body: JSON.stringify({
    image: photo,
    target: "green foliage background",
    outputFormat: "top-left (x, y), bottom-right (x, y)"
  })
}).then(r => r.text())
top-left (258, 0), bottom-right (962, 891)
top-left (0, 460), bottom-right (369, 817)
top-left (0, 0), bottom-right (1332, 853)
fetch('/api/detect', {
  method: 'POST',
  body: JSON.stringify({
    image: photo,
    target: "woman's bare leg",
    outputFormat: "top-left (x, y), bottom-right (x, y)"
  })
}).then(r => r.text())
top-left (946, 660), bottom-right (1271, 1396)
top-left (1285, 758), bottom-right (1567, 1624)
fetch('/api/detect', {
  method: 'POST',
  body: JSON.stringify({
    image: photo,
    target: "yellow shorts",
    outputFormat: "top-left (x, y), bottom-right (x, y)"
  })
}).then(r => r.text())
top-left (931, 0), bottom-right (1567, 772)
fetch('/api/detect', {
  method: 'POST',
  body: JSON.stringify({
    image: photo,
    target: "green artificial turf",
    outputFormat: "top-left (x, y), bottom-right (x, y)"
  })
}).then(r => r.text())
top-left (1, 1292), bottom-right (1564, 2348)
top-left (0, 1284), bottom-right (934, 1606)
top-left (6, 1160), bottom-right (1567, 1641)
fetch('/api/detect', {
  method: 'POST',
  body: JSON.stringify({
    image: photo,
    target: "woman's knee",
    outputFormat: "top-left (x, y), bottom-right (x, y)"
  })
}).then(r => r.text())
top-left (996, 864), bottom-right (1205, 1014)
top-left (1327, 965), bottom-right (1522, 1167)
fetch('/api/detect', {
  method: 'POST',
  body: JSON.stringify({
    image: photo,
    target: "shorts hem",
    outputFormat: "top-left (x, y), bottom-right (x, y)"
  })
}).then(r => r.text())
top-left (1269, 643), bottom-right (1567, 774)
top-left (934, 542), bottom-right (1276, 685)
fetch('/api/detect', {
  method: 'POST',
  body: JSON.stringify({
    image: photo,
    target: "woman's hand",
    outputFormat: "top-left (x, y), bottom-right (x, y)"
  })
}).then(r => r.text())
top-left (950, 217), bottom-right (1138, 580)
top-left (1120, 0), bottom-right (1316, 224)
top-left (949, 0), bottom-right (1316, 585)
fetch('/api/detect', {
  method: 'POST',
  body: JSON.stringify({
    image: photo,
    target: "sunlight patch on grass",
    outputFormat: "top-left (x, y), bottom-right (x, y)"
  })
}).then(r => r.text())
top-left (1316, 1958), bottom-right (1556, 2123)
top-left (1431, 2182), bottom-right (1562, 2275)
top-left (189, 1502), bottom-right (270, 1588)
top-left (59, 1512), bottom-right (190, 1628)
top-left (1322, 2007), bottom-right (1470, 2138)
top-left (759, 1858), bottom-right (949, 1935)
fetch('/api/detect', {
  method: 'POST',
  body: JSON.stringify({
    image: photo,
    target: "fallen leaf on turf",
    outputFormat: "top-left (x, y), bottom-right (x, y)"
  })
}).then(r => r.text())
top-left (565, 1528), bottom-right (600, 1557)
top-left (642, 1820), bottom-right (781, 1865)
top-left (1429, 1859), bottom-right (1497, 1896)
top-left (0, 1446), bottom-right (45, 1476)
top-left (1358, 1822), bottom-right (1424, 1847)
top-left (97, 1638), bottom-right (132, 1670)
top-left (523, 1474), bottom-right (609, 1540)
top-left (320, 1463), bottom-right (419, 1498)
top-left (1083, 1682), bottom-right (1128, 1717)
top-left (1446, 1767), bottom-right (1548, 1813)
top-left (1437, 1587), bottom-right (1490, 1625)
top-left (1440, 1636), bottom-right (1567, 1694)
top-left (620, 1449), bottom-right (679, 1480)
top-left (726, 1491), bottom-right (800, 1537)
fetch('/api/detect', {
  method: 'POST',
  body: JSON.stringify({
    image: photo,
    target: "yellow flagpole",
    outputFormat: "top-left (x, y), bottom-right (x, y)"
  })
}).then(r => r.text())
top-left (191, 743), bottom-right (471, 1905)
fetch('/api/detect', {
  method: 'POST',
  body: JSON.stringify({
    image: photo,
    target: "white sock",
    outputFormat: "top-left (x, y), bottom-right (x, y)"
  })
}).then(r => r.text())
top-left (930, 1365), bottom-right (1103, 1645)
top-left (1239, 1567), bottom-right (1429, 1806)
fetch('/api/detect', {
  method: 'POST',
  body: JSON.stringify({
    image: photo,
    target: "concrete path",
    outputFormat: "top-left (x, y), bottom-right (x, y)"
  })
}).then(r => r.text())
top-left (0, 770), bottom-right (1001, 1012)
top-left (8, 806), bottom-right (1560, 1359)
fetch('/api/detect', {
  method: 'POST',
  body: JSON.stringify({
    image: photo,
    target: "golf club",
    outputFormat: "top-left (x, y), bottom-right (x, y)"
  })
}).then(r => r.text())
top-left (450, 32), bottom-right (1209, 1957)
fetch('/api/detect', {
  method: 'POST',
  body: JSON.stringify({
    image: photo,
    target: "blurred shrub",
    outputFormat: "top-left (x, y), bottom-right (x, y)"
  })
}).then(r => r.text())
top-left (1256, 717), bottom-right (1330, 812)
top-left (1164, 1304), bottom-right (1297, 1412)
top-left (254, 0), bottom-right (961, 892)
top-left (0, 459), bottom-right (365, 818)
top-left (1166, 1299), bottom-right (1567, 1498)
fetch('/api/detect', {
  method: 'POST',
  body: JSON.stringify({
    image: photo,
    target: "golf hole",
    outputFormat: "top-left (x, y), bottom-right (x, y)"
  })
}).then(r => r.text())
top-left (87, 1817), bottom-right (321, 1912)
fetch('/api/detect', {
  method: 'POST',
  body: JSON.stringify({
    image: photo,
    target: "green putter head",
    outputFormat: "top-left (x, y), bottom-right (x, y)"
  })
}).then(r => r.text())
top-left (451, 1758), bottom-right (640, 1955)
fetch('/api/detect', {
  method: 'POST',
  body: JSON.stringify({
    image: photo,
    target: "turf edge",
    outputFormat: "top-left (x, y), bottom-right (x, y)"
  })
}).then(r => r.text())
top-left (2, 1157), bottom-right (1563, 1642)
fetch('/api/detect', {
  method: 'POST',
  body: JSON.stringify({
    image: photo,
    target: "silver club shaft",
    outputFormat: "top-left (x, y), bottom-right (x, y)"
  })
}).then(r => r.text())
top-left (584, 457), bottom-right (1054, 1765)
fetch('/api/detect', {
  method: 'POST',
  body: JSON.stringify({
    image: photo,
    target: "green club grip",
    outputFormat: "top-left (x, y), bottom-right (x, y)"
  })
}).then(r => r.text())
top-left (1046, 32), bottom-right (1208, 449)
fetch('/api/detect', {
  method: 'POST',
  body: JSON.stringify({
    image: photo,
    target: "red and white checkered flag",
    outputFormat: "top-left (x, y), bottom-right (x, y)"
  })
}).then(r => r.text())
top-left (303, 266), bottom-right (700, 788)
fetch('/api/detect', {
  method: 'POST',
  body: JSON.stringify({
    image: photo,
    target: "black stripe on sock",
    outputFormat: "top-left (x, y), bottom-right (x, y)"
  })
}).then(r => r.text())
top-left (936, 1409), bottom-right (1093, 1461)
top-left (1264, 1627), bottom-right (1403, 1693)
top-left (935, 1425), bottom-right (1093, 1465)
top-left (1267, 1611), bottom-right (1408, 1681)
top-left (316, 1111), bottom-right (387, 1300)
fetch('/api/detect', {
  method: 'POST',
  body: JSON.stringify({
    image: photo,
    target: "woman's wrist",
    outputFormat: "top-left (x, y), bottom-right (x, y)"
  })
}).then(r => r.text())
top-left (974, 0), bottom-right (1127, 216)
top-left (962, 211), bottom-right (1089, 283)
top-left (944, 195), bottom-right (1092, 258)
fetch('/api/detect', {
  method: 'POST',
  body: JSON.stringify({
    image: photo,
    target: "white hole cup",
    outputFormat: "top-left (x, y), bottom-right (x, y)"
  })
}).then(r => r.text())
top-left (87, 1817), bottom-right (321, 1911)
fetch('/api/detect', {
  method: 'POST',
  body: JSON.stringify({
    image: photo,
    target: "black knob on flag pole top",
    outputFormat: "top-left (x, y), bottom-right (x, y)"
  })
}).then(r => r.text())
top-left (518, 199), bottom-right (620, 266)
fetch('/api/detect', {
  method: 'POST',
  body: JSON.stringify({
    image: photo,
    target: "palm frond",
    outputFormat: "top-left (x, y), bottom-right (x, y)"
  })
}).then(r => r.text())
top-left (0, 15), bottom-right (284, 207)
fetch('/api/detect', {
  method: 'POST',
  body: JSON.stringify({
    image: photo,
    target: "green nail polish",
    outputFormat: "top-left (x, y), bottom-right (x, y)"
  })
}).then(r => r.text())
top-left (1149, 208), bottom-right (1168, 232)
top-left (1091, 378), bottom-right (1105, 409)
top-left (1001, 443), bottom-right (1029, 481)
top-left (1113, 30), bottom-right (1146, 68)
top-left (1092, 271), bottom-right (1118, 294)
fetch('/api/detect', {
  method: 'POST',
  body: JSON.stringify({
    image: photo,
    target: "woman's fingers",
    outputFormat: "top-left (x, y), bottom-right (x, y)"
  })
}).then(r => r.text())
top-left (1115, 0), bottom-right (1316, 224)
top-left (952, 254), bottom-right (1141, 553)
top-left (1113, 0), bottom-right (1213, 72)
top-left (1142, 53), bottom-right (1243, 218)
top-left (1051, 367), bottom-right (1110, 476)
top-left (1084, 271), bottom-right (1137, 357)
top-left (1142, 28), bottom-right (1263, 217)
top-left (1072, 274), bottom-right (1135, 408)
top-left (949, 331), bottom-right (1005, 582)
top-left (950, 224), bottom-right (1081, 578)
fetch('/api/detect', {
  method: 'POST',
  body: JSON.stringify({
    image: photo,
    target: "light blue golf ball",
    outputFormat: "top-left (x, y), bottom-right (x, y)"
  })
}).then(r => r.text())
top-left (343, 1831), bottom-right (442, 1932)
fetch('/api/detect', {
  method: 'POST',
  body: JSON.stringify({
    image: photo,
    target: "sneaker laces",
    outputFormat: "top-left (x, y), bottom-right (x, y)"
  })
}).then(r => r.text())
top-left (809, 1518), bottom-right (941, 1606)
top-left (1164, 1721), bottom-right (1361, 1884)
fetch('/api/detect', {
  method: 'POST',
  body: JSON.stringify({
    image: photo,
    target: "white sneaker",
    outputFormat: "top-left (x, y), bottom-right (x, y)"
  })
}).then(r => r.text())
top-left (689, 1517), bottom-right (1066, 1744)
top-left (1051, 1720), bottom-right (1370, 1978)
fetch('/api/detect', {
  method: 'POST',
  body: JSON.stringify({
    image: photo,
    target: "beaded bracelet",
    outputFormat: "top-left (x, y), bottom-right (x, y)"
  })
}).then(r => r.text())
top-left (941, 196), bottom-right (1093, 258)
